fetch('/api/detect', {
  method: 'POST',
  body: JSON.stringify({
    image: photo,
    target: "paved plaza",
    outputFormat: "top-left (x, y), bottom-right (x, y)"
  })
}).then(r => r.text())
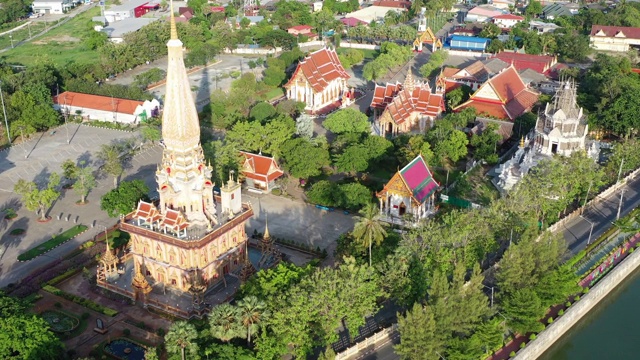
top-left (0, 124), bottom-right (354, 288)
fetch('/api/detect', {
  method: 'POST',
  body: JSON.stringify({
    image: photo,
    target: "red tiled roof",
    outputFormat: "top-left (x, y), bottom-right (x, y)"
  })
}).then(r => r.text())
top-left (492, 52), bottom-right (556, 74)
top-left (133, 201), bottom-right (162, 223)
top-left (341, 17), bottom-right (368, 27)
top-left (442, 67), bottom-right (460, 78)
top-left (53, 91), bottom-right (143, 115)
top-left (633, 68), bottom-right (640, 74)
top-left (382, 85), bottom-right (445, 125)
top-left (240, 151), bottom-right (284, 182)
top-left (161, 209), bottom-right (189, 231)
top-left (399, 155), bottom-right (439, 203)
top-left (178, 6), bottom-right (192, 15)
top-left (372, 0), bottom-right (411, 9)
top-left (284, 48), bottom-right (350, 93)
top-left (590, 25), bottom-right (640, 39)
top-left (370, 82), bottom-right (402, 109)
top-left (493, 14), bottom-right (524, 20)
top-left (289, 25), bottom-right (313, 31)
top-left (454, 65), bottom-right (539, 120)
top-left (210, 6), bottom-right (225, 12)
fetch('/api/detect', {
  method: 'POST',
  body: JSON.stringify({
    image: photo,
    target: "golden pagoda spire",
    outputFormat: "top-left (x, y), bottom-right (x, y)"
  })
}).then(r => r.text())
top-left (263, 215), bottom-right (271, 241)
top-left (404, 68), bottom-right (415, 93)
top-left (520, 136), bottom-right (525, 148)
top-left (169, 0), bottom-right (178, 40)
top-left (102, 237), bottom-right (117, 264)
top-left (132, 259), bottom-right (152, 294)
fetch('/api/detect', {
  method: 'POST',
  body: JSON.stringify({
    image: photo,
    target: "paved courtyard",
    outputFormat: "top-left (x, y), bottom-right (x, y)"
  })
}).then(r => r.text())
top-left (0, 124), bottom-right (353, 288)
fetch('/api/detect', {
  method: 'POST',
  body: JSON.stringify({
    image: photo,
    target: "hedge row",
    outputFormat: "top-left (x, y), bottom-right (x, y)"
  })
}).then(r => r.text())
top-left (46, 267), bottom-right (83, 286)
top-left (42, 285), bottom-right (119, 317)
top-left (17, 225), bottom-right (88, 261)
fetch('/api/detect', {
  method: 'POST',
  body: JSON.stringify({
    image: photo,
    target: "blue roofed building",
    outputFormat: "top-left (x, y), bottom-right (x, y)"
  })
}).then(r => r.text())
top-left (448, 35), bottom-right (491, 52)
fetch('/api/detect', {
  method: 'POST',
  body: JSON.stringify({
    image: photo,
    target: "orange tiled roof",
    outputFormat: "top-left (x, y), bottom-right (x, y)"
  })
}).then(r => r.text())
top-left (133, 201), bottom-right (162, 223)
top-left (382, 85), bottom-right (445, 125)
top-left (161, 209), bottom-right (189, 231)
top-left (370, 82), bottom-right (402, 109)
top-left (454, 65), bottom-right (539, 120)
top-left (240, 151), bottom-right (284, 182)
top-left (284, 48), bottom-right (350, 93)
top-left (590, 25), bottom-right (640, 39)
top-left (53, 91), bottom-right (143, 115)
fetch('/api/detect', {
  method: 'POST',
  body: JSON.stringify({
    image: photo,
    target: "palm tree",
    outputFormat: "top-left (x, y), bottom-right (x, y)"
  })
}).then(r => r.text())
top-left (97, 144), bottom-right (124, 188)
top-left (209, 303), bottom-right (243, 342)
top-left (352, 203), bottom-right (387, 267)
top-left (237, 296), bottom-right (270, 344)
top-left (164, 321), bottom-right (198, 360)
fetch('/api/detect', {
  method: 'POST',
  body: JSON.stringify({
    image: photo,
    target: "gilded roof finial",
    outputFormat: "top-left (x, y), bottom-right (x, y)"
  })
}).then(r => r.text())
top-left (520, 136), bottom-right (525, 148)
top-left (169, 0), bottom-right (178, 40)
top-left (264, 214), bottom-right (271, 240)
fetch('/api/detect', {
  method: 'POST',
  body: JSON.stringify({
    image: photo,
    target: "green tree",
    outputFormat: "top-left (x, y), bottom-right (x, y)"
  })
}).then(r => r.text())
top-left (238, 262), bottom-right (314, 299)
top-left (526, 0), bottom-right (543, 16)
top-left (14, 173), bottom-right (60, 221)
top-left (209, 303), bottom-right (244, 342)
top-left (323, 108), bottom-right (370, 134)
top-left (100, 179), bottom-right (150, 217)
top-left (338, 183), bottom-right (371, 210)
top-left (237, 296), bottom-right (270, 344)
top-left (295, 114), bottom-right (314, 138)
top-left (420, 50), bottom-right (448, 78)
top-left (470, 124), bottom-right (501, 163)
top-left (395, 302), bottom-right (443, 360)
top-left (502, 288), bottom-right (546, 334)
top-left (73, 163), bottom-right (96, 204)
top-left (306, 180), bottom-right (340, 206)
top-left (250, 102), bottom-right (277, 123)
top-left (141, 125), bottom-right (161, 143)
top-left (61, 159), bottom-right (78, 181)
top-left (334, 144), bottom-right (370, 175)
top-left (479, 23), bottom-right (501, 39)
top-left (352, 203), bottom-right (387, 267)
top-left (280, 138), bottom-right (330, 178)
top-left (98, 143), bottom-right (126, 188)
top-left (434, 129), bottom-right (468, 165)
top-left (165, 321), bottom-right (199, 360)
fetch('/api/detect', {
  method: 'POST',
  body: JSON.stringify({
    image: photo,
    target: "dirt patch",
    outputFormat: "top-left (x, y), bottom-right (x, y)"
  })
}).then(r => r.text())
top-left (32, 35), bottom-right (80, 44)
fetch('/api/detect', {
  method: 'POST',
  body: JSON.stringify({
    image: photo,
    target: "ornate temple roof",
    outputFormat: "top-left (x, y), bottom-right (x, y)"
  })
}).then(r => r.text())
top-left (284, 48), bottom-right (350, 93)
top-left (240, 151), bottom-right (284, 183)
top-left (377, 155), bottom-right (439, 205)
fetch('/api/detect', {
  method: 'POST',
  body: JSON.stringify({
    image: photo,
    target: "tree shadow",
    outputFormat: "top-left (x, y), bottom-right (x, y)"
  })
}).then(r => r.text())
top-left (0, 216), bottom-right (31, 260)
top-left (32, 166), bottom-right (52, 188)
top-left (0, 197), bottom-right (22, 233)
top-left (76, 150), bottom-right (93, 167)
top-left (197, 64), bottom-right (212, 112)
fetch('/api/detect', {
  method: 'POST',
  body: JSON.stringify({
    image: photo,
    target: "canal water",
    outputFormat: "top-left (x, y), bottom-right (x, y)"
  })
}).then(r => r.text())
top-left (540, 267), bottom-right (640, 360)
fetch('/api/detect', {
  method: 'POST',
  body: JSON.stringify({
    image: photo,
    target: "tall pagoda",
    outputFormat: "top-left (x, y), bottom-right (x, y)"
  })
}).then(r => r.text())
top-left (102, 1), bottom-right (254, 318)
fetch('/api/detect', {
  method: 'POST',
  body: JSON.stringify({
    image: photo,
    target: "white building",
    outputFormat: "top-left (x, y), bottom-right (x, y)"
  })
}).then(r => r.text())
top-left (489, 0), bottom-right (514, 10)
top-left (99, 17), bottom-right (159, 43)
top-left (529, 20), bottom-right (561, 34)
top-left (31, 0), bottom-right (72, 14)
top-left (533, 80), bottom-right (587, 156)
top-left (590, 25), bottom-right (640, 52)
top-left (493, 14), bottom-right (524, 29)
top-left (465, 5), bottom-right (505, 23)
top-left (103, 0), bottom-right (151, 23)
top-left (54, 91), bottom-right (160, 124)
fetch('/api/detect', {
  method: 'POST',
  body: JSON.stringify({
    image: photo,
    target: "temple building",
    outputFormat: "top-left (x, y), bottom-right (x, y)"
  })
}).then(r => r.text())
top-left (239, 151), bottom-right (284, 193)
top-left (533, 80), bottom-right (588, 156)
top-left (98, 3), bottom-right (254, 319)
top-left (453, 65), bottom-right (539, 121)
top-left (283, 47), bottom-right (350, 112)
top-left (376, 154), bottom-right (439, 224)
top-left (370, 71), bottom-right (445, 137)
top-left (413, 10), bottom-right (442, 52)
top-left (438, 58), bottom-right (509, 92)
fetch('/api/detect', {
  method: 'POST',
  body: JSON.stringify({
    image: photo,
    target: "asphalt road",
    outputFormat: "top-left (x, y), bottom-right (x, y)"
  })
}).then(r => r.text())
top-left (561, 174), bottom-right (640, 255)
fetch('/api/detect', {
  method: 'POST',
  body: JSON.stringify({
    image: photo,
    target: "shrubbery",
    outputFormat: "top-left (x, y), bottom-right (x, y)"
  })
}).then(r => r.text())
top-left (306, 181), bottom-right (371, 210)
top-left (42, 285), bottom-right (119, 317)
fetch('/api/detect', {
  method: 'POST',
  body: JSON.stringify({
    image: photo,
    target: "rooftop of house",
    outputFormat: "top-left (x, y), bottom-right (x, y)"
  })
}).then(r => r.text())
top-left (288, 25), bottom-right (313, 31)
top-left (101, 17), bottom-right (159, 38)
top-left (590, 25), bottom-right (640, 38)
top-left (53, 91), bottom-right (144, 114)
top-left (467, 5), bottom-right (505, 16)
top-left (284, 47), bottom-right (350, 93)
top-left (340, 17), bottom-right (369, 27)
top-left (105, 0), bottom-right (157, 12)
top-left (493, 14), bottom-right (524, 20)
top-left (399, 155), bottom-right (439, 204)
top-left (450, 35), bottom-right (492, 43)
top-left (492, 51), bottom-right (557, 74)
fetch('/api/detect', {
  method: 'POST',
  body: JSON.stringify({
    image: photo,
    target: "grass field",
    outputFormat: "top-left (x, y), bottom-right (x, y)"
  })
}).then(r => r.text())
top-left (2, 7), bottom-right (101, 66)
top-left (18, 225), bottom-right (88, 261)
top-left (337, 47), bottom-right (379, 60)
top-left (0, 22), bottom-right (52, 50)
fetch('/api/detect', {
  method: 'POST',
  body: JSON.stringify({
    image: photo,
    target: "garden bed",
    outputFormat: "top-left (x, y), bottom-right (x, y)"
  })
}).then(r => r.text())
top-left (17, 225), bottom-right (88, 261)
top-left (41, 310), bottom-right (80, 333)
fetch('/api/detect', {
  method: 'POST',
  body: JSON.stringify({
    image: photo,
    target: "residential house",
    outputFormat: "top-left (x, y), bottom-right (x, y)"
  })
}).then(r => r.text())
top-left (492, 51), bottom-right (558, 74)
top-left (370, 72), bottom-right (445, 137)
top-left (541, 3), bottom-right (574, 20)
top-left (239, 152), bottom-right (284, 193)
top-left (372, 0), bottom-right (411, 10)
top-left (453, 65), bottom-right (540, 121)
top-left (465, 5), bottom-right (505, 22)
top-left (175, 6), bottom-right (193, 23)
top-left (492, 14), bottom-right (524, 29)
top-left (529, 20), bottom-right (561, 34)
top-left (376, 154), bottom-right (440, 223)
top-left (438, 58), bottom-right (509, 91)
top-left (287, 25), bottom-right (318, 41)
top-left (53, 91), bottom-right (160, 124)
top-left (31, 0), bottom-right (72, 14)
top-left (590, 25), bottom-right (640, 52)
top-left (103, 0), bottom-right (157, 23)
top-left (99, 17), bottom-right (159, 43)
top-left (284, 48), bottom-right (350, 112)
top-left (232, 15), bottom-right (264, 27)
top-left (489, 0), bottom-right (515, 10)
top-left (313, 1), bottom-right (323, 12)
top-left (340, 17), bottom-right (368, 27)
top-left (343, 5), bottom-right (405, 24)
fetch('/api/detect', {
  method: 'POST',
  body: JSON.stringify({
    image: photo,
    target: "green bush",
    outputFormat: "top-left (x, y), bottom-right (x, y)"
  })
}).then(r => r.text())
top-left (18, 225), bottom-right (88, 261)
top-left (530, 333), bottom-right (537, 340)
top-left (558, 309), bottom-right (564, 316)
top-left (575, 295), bottom-right (581, 301)
top-left (566, 301), bottom-right (572, 307)
top-left (510, 351), bottom-right (516, 358)
top-left (271, 188), bottom-right (282, 196)
top-left (82, 241), bottom-right (96, 249)
top-left (123, 328), bottom-right (131, 336)
top-left (42, 285), bottom-right (119, 317)
top-left (547, 317), bottom-right (554, 324)
top-left (47, 268), bottom-right (82, 286)
top-left (519, 342), bottom-right (526, 349)
top-left (583, 287), bottom-right (590, 294)
top-left (156, 328), bottom-right (165, 337)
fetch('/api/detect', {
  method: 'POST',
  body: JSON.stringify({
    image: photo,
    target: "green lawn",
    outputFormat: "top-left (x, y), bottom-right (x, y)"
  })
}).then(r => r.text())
top-left (266, 87), bottom-right (284, 100)
top-left (2, 7), bottom-right (101, 67)
top-left (337, 47), bottom-right (379, 60)
top-left (18, 225), bottom-right (88, 261)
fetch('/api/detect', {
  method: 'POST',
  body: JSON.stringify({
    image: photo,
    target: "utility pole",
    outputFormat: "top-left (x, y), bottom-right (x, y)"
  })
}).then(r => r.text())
top-left (9, 34), bottom-right (13, 48)
top-left (617, 188), bottom-right (626, 220)
top-left (617, 158), bottom-right (625, 184)
top-left (581, 181), bottom-right (592, 214)
top-left (0, 80), bottom-right (10, 144)
top-left (58, 86), bottom-right (70, 144)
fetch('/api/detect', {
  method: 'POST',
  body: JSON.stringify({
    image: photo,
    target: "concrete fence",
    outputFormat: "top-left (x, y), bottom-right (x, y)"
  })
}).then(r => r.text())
top-left (335, 323), bottom-right (398, 360)
top-left (339, 42), bottom-right (380, 50)
top-left (298, 40), bottom-right (325, 48)
top-left (514, 241), bottom-right (640, 359)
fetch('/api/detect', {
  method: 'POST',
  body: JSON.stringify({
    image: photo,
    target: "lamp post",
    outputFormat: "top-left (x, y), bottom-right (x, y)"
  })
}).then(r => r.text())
top-left (483, 284), bottom-right (494, 308)
top-left (0, 80), bottom-right (10, 144)
top-left (617, 188), bottom-right (626, 220)
top-left (579, 215), bottom-right (594, 245)
top-left (9, 34), bottom-right (13, 48)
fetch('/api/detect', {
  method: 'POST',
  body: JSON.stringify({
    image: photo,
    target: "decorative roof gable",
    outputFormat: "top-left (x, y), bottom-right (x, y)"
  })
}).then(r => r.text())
top-left (284, 48), bottom-right (350, 93)
top-left (399, 155), bottom-right (439, 204)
